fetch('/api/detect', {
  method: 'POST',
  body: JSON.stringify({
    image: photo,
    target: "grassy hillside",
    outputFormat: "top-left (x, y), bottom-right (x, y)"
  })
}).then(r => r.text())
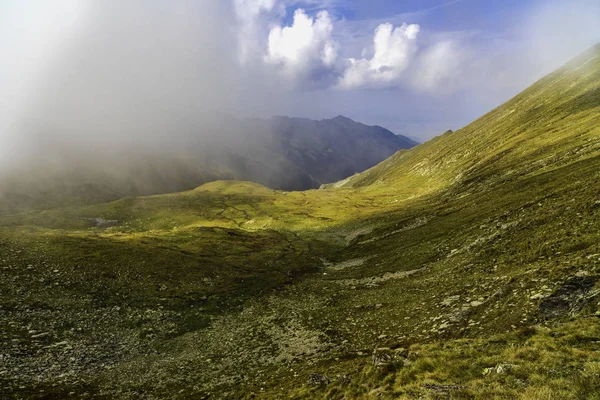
top-left (329, 44), bottom-right (600, 195)
top-left (1, 45), bottom-right (599, 399)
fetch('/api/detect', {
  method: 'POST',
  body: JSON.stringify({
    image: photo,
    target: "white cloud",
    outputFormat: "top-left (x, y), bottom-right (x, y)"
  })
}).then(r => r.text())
top-left (410, 40), bottom-right (466, 94)
top-left (231, 1), bottom-right (427, 90)
top-left (234, 0), bottom-right (280, 63)
top-left (265, 9), bottom-right (338, 83)
top-left (234, 0), bottom-right (277, 18)
top-left (338, 23), bottom-right (420, 89)
top-left (231, 0), bottom-right (598, 99)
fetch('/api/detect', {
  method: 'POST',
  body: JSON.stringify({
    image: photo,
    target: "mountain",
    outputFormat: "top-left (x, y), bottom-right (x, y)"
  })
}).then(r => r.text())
top-left (0, 115), bottom-right (416, 214)
top-left (1, 45), bottom-right (599, 399)
top-left (266, 115), bottom-right (418, 186)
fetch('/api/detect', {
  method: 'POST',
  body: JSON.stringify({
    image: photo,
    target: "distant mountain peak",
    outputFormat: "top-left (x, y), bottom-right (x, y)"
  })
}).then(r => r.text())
top-left (330, 115), bottom-right (354, 123)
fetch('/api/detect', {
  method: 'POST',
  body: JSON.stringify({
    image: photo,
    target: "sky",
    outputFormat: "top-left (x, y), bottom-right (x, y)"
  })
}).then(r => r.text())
top-left (1, 0), bottom-right (599, 166)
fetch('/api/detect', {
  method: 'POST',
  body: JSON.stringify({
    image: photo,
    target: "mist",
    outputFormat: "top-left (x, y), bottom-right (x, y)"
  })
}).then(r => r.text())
top-left (1, 0), bottom-right (599, 187)
top-left (1, 0), bottom-right (243, 169)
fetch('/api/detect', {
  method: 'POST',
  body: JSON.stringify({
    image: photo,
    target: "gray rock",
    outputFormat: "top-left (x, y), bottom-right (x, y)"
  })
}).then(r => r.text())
top-left (441, 295), bottom-right (460, 307)
top-left (308, 373), bottom-right (330, 386)
top-left (372, 347), bottom-right (407, 367)
top-left (539, 276), bottom-right (598, 319)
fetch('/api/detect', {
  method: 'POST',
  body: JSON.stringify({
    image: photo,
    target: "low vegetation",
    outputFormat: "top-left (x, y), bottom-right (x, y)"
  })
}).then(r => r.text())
top-left (1, 45), bottom-right (599, 399)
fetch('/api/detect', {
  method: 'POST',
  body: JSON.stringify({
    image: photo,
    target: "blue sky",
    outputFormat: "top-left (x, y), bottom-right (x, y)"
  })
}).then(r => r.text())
top-left (1, 0), bottom-right (599, 162)
top-left (256, 0), bottom-right (600, 138)
top-left (289, 0), bottom-right (546, 32)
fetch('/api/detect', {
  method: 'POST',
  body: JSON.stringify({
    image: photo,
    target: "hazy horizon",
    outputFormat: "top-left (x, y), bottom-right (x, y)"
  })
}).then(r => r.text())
top-left (1, 0), bottom-right (599, 169)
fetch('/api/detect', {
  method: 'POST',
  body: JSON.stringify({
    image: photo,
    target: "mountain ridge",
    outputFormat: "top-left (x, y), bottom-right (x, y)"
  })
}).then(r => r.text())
top-left (1, 45), bottom-right (599, 399)
top-left (0, 114), bottom-right (416, 214)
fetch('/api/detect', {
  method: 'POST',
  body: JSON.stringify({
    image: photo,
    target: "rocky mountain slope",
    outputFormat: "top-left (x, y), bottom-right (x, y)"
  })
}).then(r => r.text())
top-left (0, 45), bottom-right (599, 399)
top-left (0, 115), bottom-right (415, 214)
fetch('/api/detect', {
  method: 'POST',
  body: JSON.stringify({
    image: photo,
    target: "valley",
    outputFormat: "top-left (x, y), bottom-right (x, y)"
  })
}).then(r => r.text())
top-left (1, 45), bottom-right (600, 399)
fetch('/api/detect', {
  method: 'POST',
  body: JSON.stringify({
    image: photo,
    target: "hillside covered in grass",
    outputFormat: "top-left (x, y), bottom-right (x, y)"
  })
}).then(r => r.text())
top-left (1, 45), bottom-right (599, 399)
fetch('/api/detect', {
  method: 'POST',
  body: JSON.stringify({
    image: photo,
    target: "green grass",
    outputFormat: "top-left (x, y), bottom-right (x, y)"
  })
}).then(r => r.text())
top-left (0, 45), bottom-right (599, 399)
top-left (282, 318), bottom-right (600, 399)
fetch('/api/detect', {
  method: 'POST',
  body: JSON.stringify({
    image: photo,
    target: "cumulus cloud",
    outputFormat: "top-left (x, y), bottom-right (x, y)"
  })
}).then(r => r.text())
top-left (338, 23), bottom-right (420, 89)
top-left (265, 9), bottom-right (339, 86)
top-left (231, 1), bottom-right (426, 90)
